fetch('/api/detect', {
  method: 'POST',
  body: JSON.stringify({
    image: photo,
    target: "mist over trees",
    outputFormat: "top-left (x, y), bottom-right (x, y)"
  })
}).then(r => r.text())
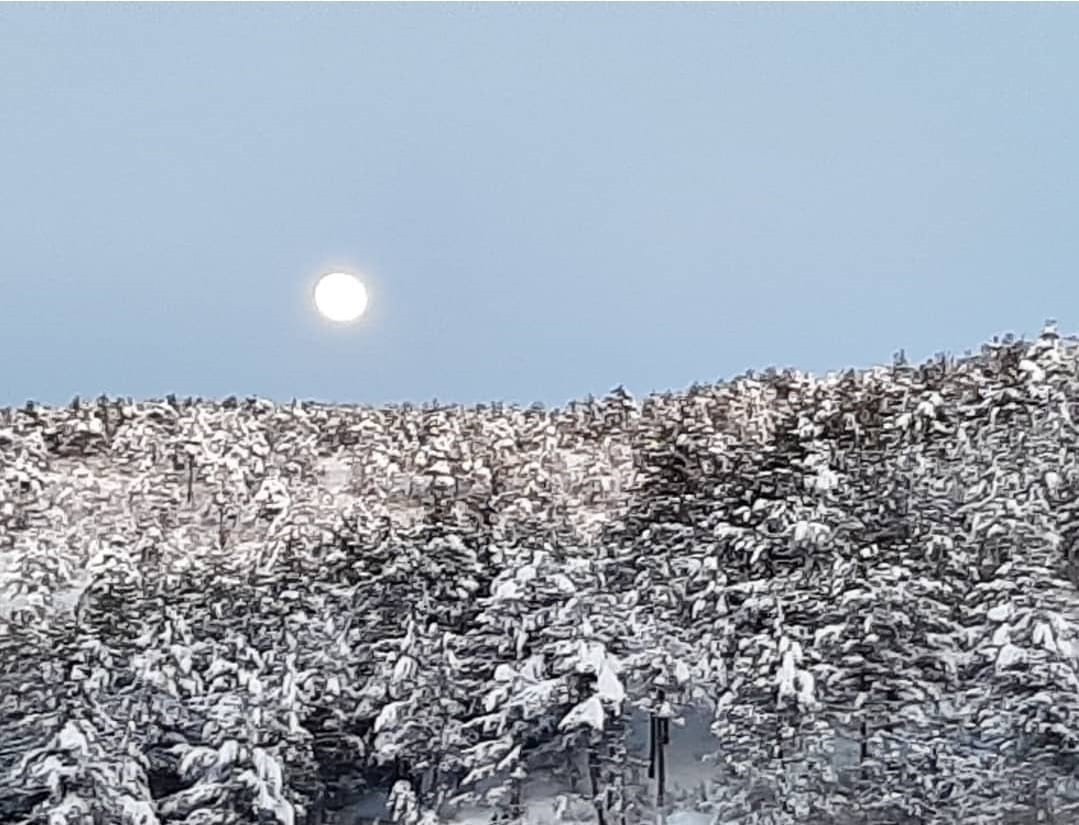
top-left (3, 323), bottom-right (1079, 824)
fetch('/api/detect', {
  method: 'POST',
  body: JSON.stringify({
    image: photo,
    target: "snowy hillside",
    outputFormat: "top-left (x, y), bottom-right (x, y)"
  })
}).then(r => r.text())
top-left (3, 323), bottom-right (1079, 825)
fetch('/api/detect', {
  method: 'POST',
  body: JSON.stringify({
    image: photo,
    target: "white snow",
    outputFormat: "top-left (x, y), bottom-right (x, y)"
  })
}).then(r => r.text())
top-left (558, 695), bottom-right (605, 732)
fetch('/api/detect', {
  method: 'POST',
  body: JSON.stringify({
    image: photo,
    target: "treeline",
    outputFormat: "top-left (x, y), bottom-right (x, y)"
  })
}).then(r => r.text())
top-left (2, 324), bottom-right (1079, 825)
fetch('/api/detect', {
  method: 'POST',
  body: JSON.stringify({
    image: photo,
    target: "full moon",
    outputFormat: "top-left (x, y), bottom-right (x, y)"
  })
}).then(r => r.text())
top-left (313, 272), bottom-right (368, 323)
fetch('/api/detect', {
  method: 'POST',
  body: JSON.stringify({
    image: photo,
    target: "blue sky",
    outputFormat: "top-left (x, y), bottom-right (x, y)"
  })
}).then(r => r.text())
top-left (2, 4), bottom-right (1077, 408)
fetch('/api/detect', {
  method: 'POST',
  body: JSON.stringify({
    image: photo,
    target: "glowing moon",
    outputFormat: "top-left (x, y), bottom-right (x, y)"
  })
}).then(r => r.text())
top-left (313, 272), bottom-right (368, 323)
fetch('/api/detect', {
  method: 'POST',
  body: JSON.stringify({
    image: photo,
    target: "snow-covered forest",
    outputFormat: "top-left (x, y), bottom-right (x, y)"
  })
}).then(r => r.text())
top-left (4, 324), bottom-right (1079, 825)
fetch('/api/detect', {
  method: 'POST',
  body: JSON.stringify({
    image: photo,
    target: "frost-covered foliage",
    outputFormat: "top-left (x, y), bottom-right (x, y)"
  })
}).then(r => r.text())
top-left (4, 326), bottom-right (1079, 824)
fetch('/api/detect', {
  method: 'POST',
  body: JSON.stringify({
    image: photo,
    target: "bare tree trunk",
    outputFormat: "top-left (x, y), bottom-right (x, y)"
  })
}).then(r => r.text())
top-left (657, 723), bottom-right (666, 812)
top-left (648, 715), bottom-right (656, 781)
top-left (588, 737), bottom-right (607, 825)
top-left (859, 673), bottom-right (870, 787)
top-left (656, 689), bottom-right (668, 813)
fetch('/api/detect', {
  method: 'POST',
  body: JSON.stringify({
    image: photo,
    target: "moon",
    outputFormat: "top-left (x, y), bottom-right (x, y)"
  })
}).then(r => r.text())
top-left (313, 272), bottom-right (368, 323)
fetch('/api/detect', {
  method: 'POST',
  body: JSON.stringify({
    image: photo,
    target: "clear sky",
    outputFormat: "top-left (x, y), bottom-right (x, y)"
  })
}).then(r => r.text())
top-left (2, 4), bottom-right (1077, 408)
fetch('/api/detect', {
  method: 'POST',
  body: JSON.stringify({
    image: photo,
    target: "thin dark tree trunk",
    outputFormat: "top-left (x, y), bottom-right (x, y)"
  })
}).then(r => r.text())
top-left (857, 669), bottom-right (870, 790)
top-left (656, 728), bottom-right (666, 812)
top-left (588, 738), bottom-right (607, 825)
top-left (860, 718), bottom-right (869, 783)
top-left (648, 715), bottom-right (656, 780)
top-left (656, 689), bottom-right (668, 811)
